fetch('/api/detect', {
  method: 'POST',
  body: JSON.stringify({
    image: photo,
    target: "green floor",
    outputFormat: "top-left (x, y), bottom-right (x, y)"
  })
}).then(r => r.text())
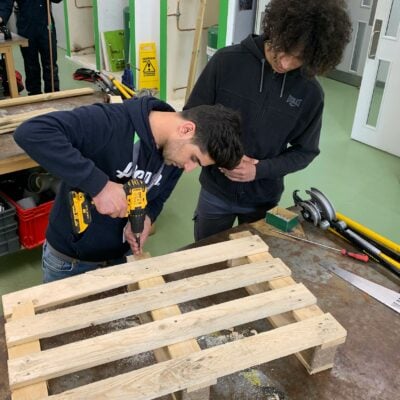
top-left (0, 48), bottom-right (399, 315)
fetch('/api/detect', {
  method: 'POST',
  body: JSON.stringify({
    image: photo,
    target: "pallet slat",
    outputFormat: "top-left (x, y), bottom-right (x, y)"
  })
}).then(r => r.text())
top-left (38, 314), bottom-right (346, 400)
top-left (5, 259), bottom-right (290, 347)
top-left (8, 284), bottom-right (316, 390)
top-left (2, 235), bottom-right (268, 318)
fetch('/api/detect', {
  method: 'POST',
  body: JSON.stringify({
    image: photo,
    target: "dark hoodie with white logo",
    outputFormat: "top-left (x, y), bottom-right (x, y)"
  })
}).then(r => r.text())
top-left (185, 34), bottom-right (324, 207)
top-left (14, 96), bottom-right (182, 261)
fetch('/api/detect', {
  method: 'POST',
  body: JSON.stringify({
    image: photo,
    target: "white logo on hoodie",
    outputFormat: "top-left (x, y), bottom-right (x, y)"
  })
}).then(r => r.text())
top-left (116, 163), bottom-right (162, 186)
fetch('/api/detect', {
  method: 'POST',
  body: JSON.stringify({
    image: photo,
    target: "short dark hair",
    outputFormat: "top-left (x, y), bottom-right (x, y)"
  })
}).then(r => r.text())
top-left (262, 0), bottom-right (352, 76)
top-left (181, 104), bottom-right (243, 169)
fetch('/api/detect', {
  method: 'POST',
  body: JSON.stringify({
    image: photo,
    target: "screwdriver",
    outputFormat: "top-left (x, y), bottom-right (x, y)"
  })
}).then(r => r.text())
top-left (270, 229), bottom-right (369, 262)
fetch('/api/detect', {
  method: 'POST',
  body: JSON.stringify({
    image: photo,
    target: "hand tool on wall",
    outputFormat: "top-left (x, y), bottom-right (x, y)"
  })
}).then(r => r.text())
top-left (69, 178), bottom-right (147, 250)
top-left (321, 263), bottom-right (400, 315)
top-left (271, 229), bottom-right (369, 262)
top-left (73, 69), bottom-right (136, 99)
top-left (293, 187), bottom-right (400, 276)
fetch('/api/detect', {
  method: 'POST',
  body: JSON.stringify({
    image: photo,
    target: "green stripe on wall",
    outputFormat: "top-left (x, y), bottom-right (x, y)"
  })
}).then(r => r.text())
top-left (160, 0), bottom-right (168, 101)
top-left (129, 0), bottom-right (137, 88)
top-left (93, 0), bottom-right (101, 70)
top-left (63, 0), bottom-right (71, 56)
top-left (217, 0), bottom-right (228, 48)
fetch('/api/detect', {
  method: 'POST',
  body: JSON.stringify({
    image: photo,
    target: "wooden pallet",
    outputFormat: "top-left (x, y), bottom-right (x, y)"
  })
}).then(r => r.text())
top-left (2, 234), bottom-right (346, 400)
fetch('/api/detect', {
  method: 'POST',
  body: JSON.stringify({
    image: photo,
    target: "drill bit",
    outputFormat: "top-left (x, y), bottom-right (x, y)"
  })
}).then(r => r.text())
top-left (134, 233), bottom-right (141, 252)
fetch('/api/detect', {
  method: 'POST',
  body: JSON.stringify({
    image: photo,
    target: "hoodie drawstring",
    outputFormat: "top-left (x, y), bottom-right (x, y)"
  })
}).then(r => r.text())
top-left (259, 59), bottom-right (265, 93)
top-left (280, 73), bottom-right (287, 98)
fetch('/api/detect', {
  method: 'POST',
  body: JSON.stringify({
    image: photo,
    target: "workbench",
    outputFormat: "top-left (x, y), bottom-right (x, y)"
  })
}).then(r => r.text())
top-left (0, 33), bottom-right (28, 98)
top-left (0, 217), bottom-right (398, 399)
top-left (0, 91), bottom-right (104, 175)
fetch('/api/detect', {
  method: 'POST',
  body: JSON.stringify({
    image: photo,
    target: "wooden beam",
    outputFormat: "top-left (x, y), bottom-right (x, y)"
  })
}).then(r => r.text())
top-left (0, 108), bottom-right (57, 126)
top-left (0, 88), bottom-right (95, 108)
top-left (0, 108), bottom-right (58, 134)
top-left (185, 0), bottom-right (207, 102)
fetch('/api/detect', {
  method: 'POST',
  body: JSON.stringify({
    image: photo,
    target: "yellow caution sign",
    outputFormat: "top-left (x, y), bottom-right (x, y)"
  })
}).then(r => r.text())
top-left (138, 42), bottom-right (160, 91)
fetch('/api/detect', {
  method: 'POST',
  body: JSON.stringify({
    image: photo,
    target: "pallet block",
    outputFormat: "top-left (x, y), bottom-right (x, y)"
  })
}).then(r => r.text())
top-left (2, 234), bottom-right (346, 399)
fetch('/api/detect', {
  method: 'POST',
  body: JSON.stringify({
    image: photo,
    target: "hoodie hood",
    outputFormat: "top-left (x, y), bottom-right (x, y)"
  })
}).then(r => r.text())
top-left (124, 96), bottom-right (175, 150)
top-left (241, 34), bottom-right (290, 97)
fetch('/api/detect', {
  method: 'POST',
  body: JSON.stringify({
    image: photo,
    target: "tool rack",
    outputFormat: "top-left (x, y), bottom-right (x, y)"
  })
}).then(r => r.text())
top-left (2, 233), bottom-right (346, 400)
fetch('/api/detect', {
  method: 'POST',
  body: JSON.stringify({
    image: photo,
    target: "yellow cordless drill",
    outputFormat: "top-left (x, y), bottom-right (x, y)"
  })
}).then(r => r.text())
top-left (69, 178), bottom-right (147, 250)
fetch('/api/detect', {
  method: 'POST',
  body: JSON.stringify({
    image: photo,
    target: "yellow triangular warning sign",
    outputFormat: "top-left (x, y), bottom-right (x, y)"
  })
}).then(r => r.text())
top-left (138, 42), bottom-right (160, 90)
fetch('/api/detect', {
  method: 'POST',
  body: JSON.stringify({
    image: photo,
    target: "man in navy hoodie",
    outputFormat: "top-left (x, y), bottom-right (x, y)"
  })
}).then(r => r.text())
top-left (14, 97), bottom-right (243, 282)
top-left (185, 0), bottom-right (352, 240)
top-left (0, 0), bottom-right (61, 95)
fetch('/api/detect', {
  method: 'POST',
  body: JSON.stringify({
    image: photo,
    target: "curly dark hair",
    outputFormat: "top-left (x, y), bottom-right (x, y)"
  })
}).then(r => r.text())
top-left (181, 104), bottom-right (243, 170)
top-left (262, 0), bottom-right (352, 76)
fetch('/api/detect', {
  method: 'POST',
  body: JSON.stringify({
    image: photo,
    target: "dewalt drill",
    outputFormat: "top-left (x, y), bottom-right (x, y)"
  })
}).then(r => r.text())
top-left (69, 178), bottom-right (147, 250)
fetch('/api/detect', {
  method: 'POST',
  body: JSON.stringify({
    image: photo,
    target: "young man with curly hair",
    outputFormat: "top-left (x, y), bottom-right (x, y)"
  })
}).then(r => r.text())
top-left (185, 0), bottom-right (352, 240)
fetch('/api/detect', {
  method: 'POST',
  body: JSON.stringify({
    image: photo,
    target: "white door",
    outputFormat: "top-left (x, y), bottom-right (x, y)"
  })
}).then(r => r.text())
top-left (351, 0), bottom-right (400, 157)
top-left (335, 0), bottom-right (373, 77)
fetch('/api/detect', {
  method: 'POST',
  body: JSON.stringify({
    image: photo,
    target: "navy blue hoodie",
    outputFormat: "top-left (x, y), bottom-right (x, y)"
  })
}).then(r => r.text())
top-left (14, 97), bottom-right (182, 261)
top-left (185, 34), bottom-right (323, 207)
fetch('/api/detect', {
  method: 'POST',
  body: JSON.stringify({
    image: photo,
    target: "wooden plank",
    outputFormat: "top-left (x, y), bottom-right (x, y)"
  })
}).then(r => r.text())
top-left (7, 302), bottom-right (48, 400)
top-left (2, 235), bottom-right (268, 318)
top-left (5, 258), bottom-right (290, 347)
top-left (229, 231), bottom-right (346, 373)
top-left (8, 284), bottom-right (316, 389)
top-left (36, 314), bottom-right (346, 400)
top-left (0, 107), bottom-right (58, 134)
top-left (0, 108), bottom-right (57, 127)
top-left (0, 88), bottom-right (95, 108)
top-left (185, 0), bottom-right (207, 102)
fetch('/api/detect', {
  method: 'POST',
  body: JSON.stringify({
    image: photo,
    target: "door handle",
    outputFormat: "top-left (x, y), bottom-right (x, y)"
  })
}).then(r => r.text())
top-left (368, 19), bottom-right (382, 59)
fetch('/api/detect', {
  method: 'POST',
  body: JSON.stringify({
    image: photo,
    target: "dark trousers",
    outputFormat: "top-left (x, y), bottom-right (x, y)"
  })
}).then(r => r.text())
top-left (20, 26), bottom-right (59, 95)
top-left (193, 188), bottom-right (276, 241)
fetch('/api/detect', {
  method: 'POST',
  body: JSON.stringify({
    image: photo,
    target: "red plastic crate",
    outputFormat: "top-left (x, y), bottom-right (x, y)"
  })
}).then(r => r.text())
top-left (0, 192), bottom-right (54, 249)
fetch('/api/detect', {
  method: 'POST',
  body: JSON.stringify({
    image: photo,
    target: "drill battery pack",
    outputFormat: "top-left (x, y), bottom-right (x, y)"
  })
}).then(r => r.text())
top-left (69, 191), bottom-right (92, 235)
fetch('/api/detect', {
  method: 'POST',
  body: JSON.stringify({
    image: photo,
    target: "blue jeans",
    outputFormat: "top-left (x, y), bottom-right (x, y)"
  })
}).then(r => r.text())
top-left (42, 241), bottom-right (126, 283)
top-left (193, 188), bottom-right (276, 241)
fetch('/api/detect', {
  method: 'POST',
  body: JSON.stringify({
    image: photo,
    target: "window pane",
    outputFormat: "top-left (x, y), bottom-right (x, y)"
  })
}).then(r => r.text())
top-left (367, 60), bottom-right (390, 127)
top-left (361, 0), bottom-right (372, 7)
top-left (351, 22), bottom-right (367, 72)
top-left (386, 0), bottom-right (400, 37)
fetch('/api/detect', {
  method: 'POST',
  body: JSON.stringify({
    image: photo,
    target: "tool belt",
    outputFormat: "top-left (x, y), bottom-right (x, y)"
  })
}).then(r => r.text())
top-left (46, 242), bottom-right (109, 267)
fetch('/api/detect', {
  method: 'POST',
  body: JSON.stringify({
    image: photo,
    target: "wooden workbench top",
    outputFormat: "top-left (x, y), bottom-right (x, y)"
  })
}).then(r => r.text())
top-left (0, 90), bottom-right (104, 175)
top-left (0, 32), bottom-right (28, 49)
